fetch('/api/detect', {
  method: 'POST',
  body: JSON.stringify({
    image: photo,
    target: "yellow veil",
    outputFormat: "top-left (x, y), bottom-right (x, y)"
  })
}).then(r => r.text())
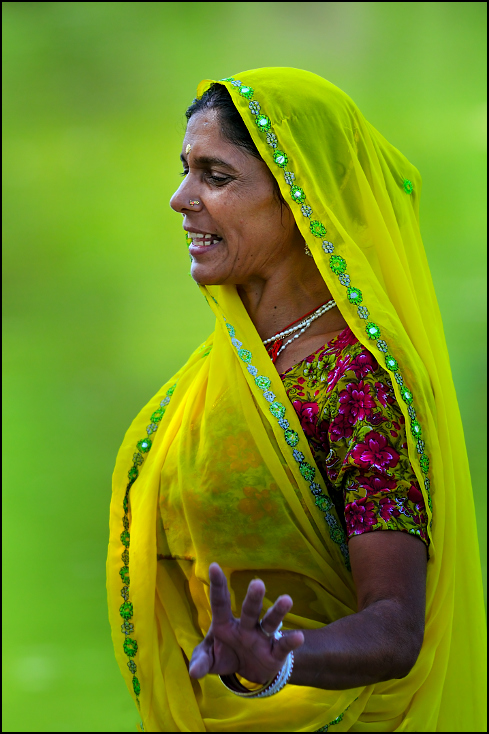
top-left (107, 68), bottom-right (486, 732)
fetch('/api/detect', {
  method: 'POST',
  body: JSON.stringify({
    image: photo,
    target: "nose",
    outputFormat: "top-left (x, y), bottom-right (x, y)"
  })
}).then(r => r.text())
top-left (169, 176), bottom-right (203, 214)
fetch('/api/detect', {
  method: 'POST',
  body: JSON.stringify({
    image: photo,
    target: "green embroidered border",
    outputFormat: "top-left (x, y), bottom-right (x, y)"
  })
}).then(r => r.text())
top-left (220, 77), bottom-right (433, 524)
top-left (119, 382), bottom-right (178, 707)
top-left (225, 318), bottom-right (351, 570)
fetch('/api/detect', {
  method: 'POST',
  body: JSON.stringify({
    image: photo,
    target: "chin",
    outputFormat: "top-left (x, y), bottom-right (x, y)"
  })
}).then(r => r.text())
top-left (190, 263), bottom-right (228, 286)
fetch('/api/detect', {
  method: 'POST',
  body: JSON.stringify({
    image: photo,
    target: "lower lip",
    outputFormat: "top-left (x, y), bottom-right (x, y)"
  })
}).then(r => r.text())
top-left (188, 240), bottom-right (222, 256)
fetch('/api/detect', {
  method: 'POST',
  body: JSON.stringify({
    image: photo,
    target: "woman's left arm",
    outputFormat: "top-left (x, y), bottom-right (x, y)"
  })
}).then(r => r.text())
top-left (189, 530), bottom-right (427, 690)
top-left (290, 530), bottom-right (427, 689)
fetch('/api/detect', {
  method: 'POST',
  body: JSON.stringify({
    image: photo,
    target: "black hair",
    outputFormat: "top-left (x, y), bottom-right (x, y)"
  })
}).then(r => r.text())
top-left (185, 83), bottom-right (285, 204)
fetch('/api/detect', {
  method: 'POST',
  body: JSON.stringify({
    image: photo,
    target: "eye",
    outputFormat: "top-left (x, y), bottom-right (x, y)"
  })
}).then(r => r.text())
top-left (207, 174), bottom-right (230, 184)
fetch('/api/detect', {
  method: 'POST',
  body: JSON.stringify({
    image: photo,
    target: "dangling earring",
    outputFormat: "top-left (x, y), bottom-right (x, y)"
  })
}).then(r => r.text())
top-left (304, 243), bottom-right (313, 257)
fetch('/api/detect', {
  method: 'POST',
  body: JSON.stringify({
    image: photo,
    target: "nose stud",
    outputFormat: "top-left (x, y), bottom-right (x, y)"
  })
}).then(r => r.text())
top-left (189, 200), bottom-right (200, 206)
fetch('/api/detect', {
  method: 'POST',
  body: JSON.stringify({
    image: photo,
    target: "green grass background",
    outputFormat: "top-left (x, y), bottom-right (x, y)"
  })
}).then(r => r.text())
top-left (2, 2), bottom-right (486, 731)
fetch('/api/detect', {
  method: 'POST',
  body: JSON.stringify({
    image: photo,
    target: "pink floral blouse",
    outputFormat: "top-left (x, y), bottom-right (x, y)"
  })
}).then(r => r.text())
top-left (280, 327), bottom-right (429, 547)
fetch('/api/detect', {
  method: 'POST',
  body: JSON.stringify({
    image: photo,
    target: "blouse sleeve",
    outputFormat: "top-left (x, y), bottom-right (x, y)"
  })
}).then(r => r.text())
top-left (322, 344), bottom-right (429, 548)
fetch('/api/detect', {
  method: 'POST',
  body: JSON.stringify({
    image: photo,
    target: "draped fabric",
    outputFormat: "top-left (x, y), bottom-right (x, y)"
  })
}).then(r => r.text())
top-left (107, 68), bottom-right (486, 732)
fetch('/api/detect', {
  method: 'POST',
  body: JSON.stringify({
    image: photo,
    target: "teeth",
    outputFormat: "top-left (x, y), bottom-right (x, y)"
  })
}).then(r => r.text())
top-left (186, 232), bottom-right (221, 246)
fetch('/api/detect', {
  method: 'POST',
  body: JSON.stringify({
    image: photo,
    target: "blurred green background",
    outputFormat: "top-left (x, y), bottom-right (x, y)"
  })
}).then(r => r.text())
top-left (2, 2), bottom-right (486, 731)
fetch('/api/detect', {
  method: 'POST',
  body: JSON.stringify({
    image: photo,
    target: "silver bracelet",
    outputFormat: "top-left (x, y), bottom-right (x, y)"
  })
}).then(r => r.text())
top-left (219, 632), bottom-right (294, 698)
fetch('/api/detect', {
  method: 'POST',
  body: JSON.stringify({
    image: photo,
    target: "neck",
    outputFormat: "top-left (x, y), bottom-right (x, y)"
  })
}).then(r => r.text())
top-left (237, 252), bottom-right (335, 341)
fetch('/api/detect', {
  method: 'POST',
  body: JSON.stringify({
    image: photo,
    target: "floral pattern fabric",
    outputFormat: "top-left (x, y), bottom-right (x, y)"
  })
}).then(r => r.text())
top-left (280, 328), bottom-right (429, 547)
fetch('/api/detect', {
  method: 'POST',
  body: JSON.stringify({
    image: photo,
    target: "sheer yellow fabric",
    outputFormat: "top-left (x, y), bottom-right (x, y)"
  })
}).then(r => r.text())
top-left (107, 68), bottom-right (486, 732)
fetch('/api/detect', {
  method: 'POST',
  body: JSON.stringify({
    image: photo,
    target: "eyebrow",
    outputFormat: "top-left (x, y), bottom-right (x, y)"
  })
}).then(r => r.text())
top-left (180, 153), bottom-right (238, 173)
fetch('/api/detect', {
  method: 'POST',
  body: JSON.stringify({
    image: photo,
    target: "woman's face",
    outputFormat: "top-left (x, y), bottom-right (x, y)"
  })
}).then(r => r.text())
top-left (170, 110), bottom-right (304, 285)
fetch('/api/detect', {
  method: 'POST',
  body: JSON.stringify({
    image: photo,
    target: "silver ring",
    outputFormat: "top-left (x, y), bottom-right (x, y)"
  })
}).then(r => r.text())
top-left (259, 619), bottom-right (282, 639)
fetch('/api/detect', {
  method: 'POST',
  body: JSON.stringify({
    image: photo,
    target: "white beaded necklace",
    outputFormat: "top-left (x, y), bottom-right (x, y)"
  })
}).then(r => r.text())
top-left (263, 299), bottom-right (337, 360)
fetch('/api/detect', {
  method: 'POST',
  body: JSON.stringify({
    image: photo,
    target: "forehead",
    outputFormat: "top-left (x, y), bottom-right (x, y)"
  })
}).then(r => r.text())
top-left (184, 110), bottom-right (225, 147)
top-left (182, 109), bottom-right (252, 167)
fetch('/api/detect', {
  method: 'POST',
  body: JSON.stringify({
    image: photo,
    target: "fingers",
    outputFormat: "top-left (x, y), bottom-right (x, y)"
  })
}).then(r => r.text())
top-left (240, 578), bottom-right (266, 630)
top-left (273, 629), bottom-right (305, 659)
top-left (260, 594), bottom-right (293, 635)
top-left (208, 563), bottom-right (234, 626)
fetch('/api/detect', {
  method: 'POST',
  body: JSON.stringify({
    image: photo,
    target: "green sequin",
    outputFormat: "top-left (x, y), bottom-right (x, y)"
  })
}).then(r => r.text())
top-left (123, 637), bottom-right (138, 657)
top-left (385, 354), bottom-right (398, 371)
top-left (290, 185), bottom-right (306, 203)
top-left (269, 401), bottom-right (286, 419)
top-left (329, 526), bottom-right (344, 544)
top-left (411, 420), bottom-right (422, 438)
top-left (315, 495), bottom-right (333, 511)
top-left (121, 549), bottom-right (129, 564)
top-left (137, 438), bottom-right (152, 453)
top-left (122, 515), bottom-right (129, 530)
top-left (329, 714), bottom-right (344, 726)
top-left (239, 85), bottom-right (254, 99)
top-left (310, 220), bottom-right (327, 238)
top-left (226, 324), bottom-right (235, 338)
top-left (151, 408), bottom-right (164, 422)
top-left (120, 530), bottom-right (130, 548)
top-left (366, 322), bottom-right (381, 339)
top-left (403, 179), bottom-right (414, 194)
top-left (401, 388), bottom-right (413, 404)
top-left (132, 676), bottom-right (141, 696)
top-left (255, 114), bottom-right (271, 132)
top-left (284, 429), bottom-right (299, 447)
top-left (420, 453), bottom-right (430, 473)
top-left (167, 384), bottom-right (176, 396)
top-left (273, 150), bottom-right (288, 168)
top-left (238, 348), bottom-right (252, 363)
top-left (119, 601), bottom-right (134, 620)
top-left (123, 495), bottom-right (129, 513)
top-left (299, 462), bottom-right (315, 481)
top-left (329, 255), bottom-right (347, 274)
top-left (346, 287), bottom-right (363, 304)
top-left (255, 375), bottom-right (271, 389)
top-left (119, 566), bottom-right (130, 585)
top-left (128, 466), bottom-right (138, 481)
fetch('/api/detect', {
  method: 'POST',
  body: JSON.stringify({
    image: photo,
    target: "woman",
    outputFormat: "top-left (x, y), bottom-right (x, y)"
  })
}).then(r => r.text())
top-left (107, 68), bottom-right (486, 732)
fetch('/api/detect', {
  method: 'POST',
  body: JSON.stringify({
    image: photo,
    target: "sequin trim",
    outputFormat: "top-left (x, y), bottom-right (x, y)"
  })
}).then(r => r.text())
top-left (220, 77), bottom-right (433, 525)
top-left (223, 316), bottom-right (350, 570)
top-left (120, 382), bottom-right (178, 707)
top-left (315, 699), bottom-right (356, 731)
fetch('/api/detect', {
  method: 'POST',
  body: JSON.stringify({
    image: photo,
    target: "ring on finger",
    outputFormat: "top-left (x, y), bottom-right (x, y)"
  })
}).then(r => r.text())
top-left (259, 619), bottom-right (283, 639)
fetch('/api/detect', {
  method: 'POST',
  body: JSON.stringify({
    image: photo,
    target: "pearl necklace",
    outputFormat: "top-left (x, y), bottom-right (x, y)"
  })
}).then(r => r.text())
top-left (263, 299), bottom-right (337, 362)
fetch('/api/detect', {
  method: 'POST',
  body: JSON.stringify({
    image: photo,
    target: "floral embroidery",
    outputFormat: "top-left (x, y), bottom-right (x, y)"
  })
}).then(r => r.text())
top-left (329, 255), bottom-right (347, 274)
top-left (266, 132), bottom-right (278, 148)
top-left (280, 330), bottom-right (429, 548)
top-left (290, 185), bottom-right (306, 204)
top-left (120, 382), bottom-right (178, 707)
top-left (220, 77), bottom-right (433, 527)
top-left (273, 150), bottom-right (288, 167)
top-left (310, 220), bottom-right (327, 238)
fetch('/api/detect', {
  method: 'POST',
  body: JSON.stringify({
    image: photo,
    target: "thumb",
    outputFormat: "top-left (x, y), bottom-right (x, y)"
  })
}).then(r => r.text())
top-left (189, 644), bottom-right (212, 679)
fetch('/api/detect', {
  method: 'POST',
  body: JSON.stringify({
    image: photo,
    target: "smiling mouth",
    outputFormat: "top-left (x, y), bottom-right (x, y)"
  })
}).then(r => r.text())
top-left (186, 232), bottom-right (222, 246)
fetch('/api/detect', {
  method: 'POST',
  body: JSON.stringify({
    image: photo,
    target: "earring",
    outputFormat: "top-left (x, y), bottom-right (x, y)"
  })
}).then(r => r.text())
top-left (304, 243), bottom-right (313, 257)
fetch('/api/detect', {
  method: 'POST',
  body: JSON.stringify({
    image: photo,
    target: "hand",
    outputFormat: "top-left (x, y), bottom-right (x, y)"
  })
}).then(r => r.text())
top-left (189, 562), bottom-right (304, 685)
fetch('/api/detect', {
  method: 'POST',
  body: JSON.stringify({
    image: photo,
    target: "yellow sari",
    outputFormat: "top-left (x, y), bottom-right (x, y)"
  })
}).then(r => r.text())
top-left (107, 68), bottom-right (486, 732)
